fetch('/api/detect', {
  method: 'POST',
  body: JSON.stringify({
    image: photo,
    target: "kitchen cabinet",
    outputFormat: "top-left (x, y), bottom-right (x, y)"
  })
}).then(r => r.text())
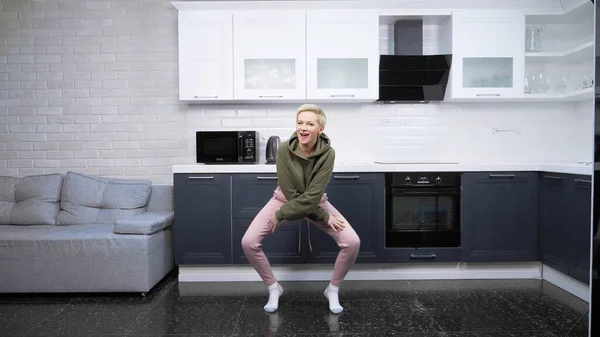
top-left (450, 11), bottom-right (525, 100)
top-left (232, 11), bottom-right (306, 100)
top-left (172, 169), bottom-right (592, 287)
top-left (461, 172), bottom-right (538, 262)
top-left (570, 176), bottom-right (592, 284)
top-left (305, 10), bottom-right (379, 102)
top-left (538, 172), bottom-right (571, 275)
top-left (524, 1), bottom-right (594, 101)
top-left (308, 173), bottom-right (385, 263)
top-left (177, 11), bottom-right (233, 101)
top-left (172, 2), bottom-right (593, 103)
top-left (230, 173), bottom-right (385, 265)
top-left (231, 174), bottom-right (307, 264)
top-left (538, 173), bottom-right (591, 284)
top-left (173, 173), bottom-right (232, 264)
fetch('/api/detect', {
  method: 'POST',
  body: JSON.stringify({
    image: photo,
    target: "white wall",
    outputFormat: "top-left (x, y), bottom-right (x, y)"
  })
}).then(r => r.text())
top-left (0, 0), bottom-right (595, 184)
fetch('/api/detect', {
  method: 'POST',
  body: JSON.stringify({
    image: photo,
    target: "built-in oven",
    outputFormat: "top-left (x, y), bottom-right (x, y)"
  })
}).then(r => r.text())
top-left (196, 131), bottom-right (258, 164)
top-left (385, 172), bottom-right (461, 249)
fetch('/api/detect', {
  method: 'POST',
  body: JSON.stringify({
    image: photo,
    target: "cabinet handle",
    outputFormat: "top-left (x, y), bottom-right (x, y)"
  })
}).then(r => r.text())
top-left (259, 95), bottom-right (283, 98)
top-left (194, 95), bottom-right (218, 98)
top-left (544, 175), bottom-right (562, 180)
top-left (476, 93), bottom-right (501, 97)
top-left (188, 176), bottom-right (214, 180)
top-left (489, 174), bottom-right (515, 178)
top-left (256, 176), bottom-right (278, 180)
top-left (330, 94), bottom-right (355, 98)
top-left (409, 253), bottom-right (436, 260)
top-left (574, 178), bottom-right (592, 184)
top-left (333, 175), bottom-right (360, 180)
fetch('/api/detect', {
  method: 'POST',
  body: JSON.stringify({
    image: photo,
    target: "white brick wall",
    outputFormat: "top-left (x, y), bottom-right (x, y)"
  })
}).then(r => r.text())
top-left (0, 0), bottom-right (595, 184)
top-left (0, 0), bottom-right (186, 184)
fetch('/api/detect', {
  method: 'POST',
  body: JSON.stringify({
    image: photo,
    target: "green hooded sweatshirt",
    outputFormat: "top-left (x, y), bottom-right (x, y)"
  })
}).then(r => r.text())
top-left (274, 131), bottom-right (335, 223)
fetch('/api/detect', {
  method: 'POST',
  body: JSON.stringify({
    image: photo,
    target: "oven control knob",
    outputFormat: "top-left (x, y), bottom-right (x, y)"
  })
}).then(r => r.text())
top-left (436, 176), bottom-right (442, 183)
top-left (404, 176), bottom-right (411, 184)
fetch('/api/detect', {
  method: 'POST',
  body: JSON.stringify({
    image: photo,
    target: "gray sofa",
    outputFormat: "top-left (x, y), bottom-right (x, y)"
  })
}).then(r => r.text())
top-left (0, 171), bottom-right (174, 293)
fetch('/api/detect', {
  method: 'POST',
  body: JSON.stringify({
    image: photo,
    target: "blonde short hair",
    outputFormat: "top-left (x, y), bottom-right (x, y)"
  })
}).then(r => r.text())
top-left (297, 104), bottom-right (326, 127)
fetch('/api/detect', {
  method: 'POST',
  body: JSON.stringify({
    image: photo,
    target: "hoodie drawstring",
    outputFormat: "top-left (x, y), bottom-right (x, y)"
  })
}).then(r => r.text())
top-left (298, 219), bottom-right (313, 253)
top-left (307, 219), bottom-right (312, 253)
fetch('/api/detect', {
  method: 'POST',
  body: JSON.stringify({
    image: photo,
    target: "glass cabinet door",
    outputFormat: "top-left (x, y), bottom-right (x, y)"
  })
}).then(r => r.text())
top-left (233, 11), bottom-right (306, 100)
top-left (306, 10), bottom-right (379, 101)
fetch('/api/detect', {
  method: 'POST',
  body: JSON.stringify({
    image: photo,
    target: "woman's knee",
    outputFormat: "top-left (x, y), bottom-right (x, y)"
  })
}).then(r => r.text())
top-left (241, 231), bottom-right (258, 251)
top-left (341, 227), bottom-right (361, 251)
top-left (350, 234), bottom-right (361, 251)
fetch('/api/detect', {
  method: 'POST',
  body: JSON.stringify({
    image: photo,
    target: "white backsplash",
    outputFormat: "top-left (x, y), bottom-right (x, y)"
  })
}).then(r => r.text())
top-left (185, 101), bottom-right (594, 166)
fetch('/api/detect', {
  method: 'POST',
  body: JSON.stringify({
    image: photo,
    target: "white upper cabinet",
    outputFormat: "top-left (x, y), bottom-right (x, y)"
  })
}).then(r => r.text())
top-left (177, 11), bottom-right (233, 101)
top-left (233, 11), bottom-right (306, 100)
top-left (524, 0), bottom-right (595, 102)
top-left (306, 10), bottom-right (379, 101)
top-left (450, 11), bottom-right (525, 100)
top-left (172, 2), bottom-right (588, 104)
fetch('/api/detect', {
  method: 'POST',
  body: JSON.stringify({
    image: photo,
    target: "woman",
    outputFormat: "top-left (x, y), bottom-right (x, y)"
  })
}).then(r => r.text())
top-left (241, 104), bottom-right (361, 314)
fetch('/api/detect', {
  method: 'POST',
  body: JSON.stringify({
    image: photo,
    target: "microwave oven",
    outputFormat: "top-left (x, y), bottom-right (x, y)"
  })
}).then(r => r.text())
top-left (196, 131), bottom-right (258, 164)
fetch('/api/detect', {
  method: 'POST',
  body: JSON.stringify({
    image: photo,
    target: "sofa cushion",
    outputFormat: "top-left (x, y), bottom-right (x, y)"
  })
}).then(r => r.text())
top-left (114, 211), bottom-right (174, 235)
top-left (0, 174), bottom-right (63, 226)
top-left (0, 224), bottom-right (164, 258)
top-left (56, 172), bottom-right (152, 225)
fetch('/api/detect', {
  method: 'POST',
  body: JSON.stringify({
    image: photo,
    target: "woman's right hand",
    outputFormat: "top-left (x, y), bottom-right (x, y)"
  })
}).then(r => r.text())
top-left (327, 214), bottom-right (346, 232)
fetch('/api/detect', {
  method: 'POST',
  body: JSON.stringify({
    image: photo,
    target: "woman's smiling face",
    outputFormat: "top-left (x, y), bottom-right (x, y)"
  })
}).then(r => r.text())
top-left (296, 110), bottom-right (323, 148)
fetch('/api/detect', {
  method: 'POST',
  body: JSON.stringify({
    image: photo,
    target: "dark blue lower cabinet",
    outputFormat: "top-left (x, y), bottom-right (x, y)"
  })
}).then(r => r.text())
top-left (538, 173), bottom-right (591, 284)
top-left (173, 173), bottom-right (232, 265)
top-left (570, 175), bottom-right (592, 284)
top-left (461, 172), bottom-right (538, 262)
top-left (231, 173), bottom-right (309, 265)
top-left (308, 173), bottom-right (386, 264)
top-left (538, 173), bottom-right (571, 274)
top-left (231, 173), bottom-right (386, 265)
top-left (173, 170), bottom-right (592, 285)
top-left (232, 219), bottom-right (308, 264)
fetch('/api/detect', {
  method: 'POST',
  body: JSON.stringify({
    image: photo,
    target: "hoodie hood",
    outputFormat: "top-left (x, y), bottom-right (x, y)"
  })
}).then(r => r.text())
top-left (287, 131), bottom-right (331, 159)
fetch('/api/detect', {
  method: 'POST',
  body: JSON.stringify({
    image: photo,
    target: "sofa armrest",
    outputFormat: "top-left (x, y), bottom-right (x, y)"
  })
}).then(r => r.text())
top-left (114, 211), bottom-right (174, 235)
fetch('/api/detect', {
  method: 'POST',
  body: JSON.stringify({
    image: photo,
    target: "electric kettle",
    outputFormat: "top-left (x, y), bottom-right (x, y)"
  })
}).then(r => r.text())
top-left (265, 135), bottom-right (280, 164)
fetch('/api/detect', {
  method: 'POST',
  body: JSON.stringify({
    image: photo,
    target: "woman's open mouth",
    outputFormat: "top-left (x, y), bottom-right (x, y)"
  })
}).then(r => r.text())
top-left (299, 132), bottom-right (309, 141)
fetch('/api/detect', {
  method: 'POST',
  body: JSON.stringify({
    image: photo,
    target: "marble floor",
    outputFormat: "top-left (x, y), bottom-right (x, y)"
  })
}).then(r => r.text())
top-left (0, 269), bottom-right (591, 337)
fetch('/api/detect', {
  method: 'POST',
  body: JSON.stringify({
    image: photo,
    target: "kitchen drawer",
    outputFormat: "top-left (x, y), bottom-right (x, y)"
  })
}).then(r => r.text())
top-left (232, 173), bottom-right (279, 219)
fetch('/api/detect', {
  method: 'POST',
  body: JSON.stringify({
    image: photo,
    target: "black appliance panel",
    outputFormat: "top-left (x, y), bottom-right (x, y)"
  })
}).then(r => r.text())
top-left (385, 172), bottom-right (462, 248)
top-left (196, 131), bottom-right (258, 164)
top-left (378, 55), bottom-right (452, 102)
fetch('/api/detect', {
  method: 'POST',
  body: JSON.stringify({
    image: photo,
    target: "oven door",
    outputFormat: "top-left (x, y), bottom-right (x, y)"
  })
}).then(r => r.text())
top-left (386, 186), bottom-right (461, 248)
top-left (196, 131), bottom-right (242, 163)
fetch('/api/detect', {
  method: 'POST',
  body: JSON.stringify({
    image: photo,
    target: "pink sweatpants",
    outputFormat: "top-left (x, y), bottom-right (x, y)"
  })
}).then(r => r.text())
top-left (241, 186), bottom-right (361, 287)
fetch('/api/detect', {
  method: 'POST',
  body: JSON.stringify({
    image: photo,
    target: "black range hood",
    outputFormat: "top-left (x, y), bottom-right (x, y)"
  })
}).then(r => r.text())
top-left (378, 19), bottom-right (452, 103)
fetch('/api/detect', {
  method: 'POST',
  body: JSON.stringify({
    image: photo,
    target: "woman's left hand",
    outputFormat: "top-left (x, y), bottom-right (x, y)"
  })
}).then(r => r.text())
top-left (268, 214), bottom-right (280, 233)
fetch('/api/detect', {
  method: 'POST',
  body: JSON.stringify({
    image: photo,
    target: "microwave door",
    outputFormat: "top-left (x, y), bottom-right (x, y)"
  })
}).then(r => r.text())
top-left (196, 132), bottom-right (239, 163)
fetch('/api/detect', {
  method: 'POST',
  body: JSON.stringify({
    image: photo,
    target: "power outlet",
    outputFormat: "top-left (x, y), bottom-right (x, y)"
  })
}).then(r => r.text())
top-left (492, 128), bottom-right (521, 134)
top-left (381, 118), bottom-right (411, 126)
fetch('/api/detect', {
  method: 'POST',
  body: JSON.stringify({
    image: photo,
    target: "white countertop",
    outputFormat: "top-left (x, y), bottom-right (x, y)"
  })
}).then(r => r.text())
top-left (173, 161), bottom-right (594, 175)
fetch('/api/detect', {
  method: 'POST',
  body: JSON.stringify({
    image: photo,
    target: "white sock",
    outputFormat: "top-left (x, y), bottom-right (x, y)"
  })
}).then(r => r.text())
top-left (324, 282), bottom-right (343, 314)
top-left (264, 282), bottom-right (283, 313)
